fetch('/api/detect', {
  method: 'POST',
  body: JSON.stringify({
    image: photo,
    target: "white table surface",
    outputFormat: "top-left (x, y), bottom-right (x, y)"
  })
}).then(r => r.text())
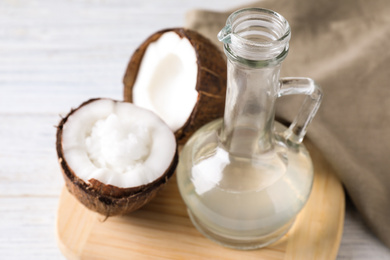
top-left (1, 0), bottom-right (390, 259)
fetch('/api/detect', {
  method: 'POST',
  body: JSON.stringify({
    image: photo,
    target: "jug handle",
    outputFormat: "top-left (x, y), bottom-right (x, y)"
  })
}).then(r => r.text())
top-left (277, 77), bottom-right (323, 144)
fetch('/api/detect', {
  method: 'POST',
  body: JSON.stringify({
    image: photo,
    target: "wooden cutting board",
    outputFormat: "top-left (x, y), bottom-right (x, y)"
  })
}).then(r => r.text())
top-left (56, 141), bottom-right (345, 260)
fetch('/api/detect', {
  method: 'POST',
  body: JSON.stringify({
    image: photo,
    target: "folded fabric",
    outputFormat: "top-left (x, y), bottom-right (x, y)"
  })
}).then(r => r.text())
top-left (185, 0), bottom-right (390, 248)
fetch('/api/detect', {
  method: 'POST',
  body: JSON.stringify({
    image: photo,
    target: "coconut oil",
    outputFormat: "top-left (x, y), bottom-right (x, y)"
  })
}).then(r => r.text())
top-left (176, 8), bottom-right (322, 249)
top-left (177, 120), bottom-right (313, 249)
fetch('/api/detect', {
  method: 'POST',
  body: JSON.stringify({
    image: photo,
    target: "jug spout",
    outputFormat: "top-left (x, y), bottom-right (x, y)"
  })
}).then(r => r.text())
top-left (217, 24), bottom-right (232, 44)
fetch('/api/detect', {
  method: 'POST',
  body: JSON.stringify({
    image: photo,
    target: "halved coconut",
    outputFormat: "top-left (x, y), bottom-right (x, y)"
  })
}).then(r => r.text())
top-left (123, 28), bottom-right (227, 143)
top-left (56, 98), bottom-right (178, 216)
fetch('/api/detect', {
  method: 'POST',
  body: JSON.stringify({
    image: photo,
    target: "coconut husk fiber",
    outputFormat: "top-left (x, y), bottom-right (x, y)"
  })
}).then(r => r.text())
top-left (185, 0), bottom-right (390, 248)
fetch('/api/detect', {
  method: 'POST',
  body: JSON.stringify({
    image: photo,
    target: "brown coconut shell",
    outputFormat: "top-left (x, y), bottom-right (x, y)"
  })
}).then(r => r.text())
top-left (123, 28), bottom-right (227, 144)
top-left (56, 98), bottom-right (178, 217)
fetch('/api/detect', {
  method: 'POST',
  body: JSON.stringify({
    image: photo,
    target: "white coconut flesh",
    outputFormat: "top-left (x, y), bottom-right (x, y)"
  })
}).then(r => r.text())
top-left (132, 31), bottom-right (198, 132)
top-left (61, 99), bottom-right (176, 188)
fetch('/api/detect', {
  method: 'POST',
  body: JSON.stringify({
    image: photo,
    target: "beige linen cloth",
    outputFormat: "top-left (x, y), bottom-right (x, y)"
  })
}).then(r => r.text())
top-left (185, 0), bottom-right (390, 248)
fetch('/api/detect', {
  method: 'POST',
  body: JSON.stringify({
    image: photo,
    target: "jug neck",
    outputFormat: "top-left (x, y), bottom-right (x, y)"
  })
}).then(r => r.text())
top-left (219, 60), bottom-right (282, 155)
top-left (218, 8), bottom-right (291, 155)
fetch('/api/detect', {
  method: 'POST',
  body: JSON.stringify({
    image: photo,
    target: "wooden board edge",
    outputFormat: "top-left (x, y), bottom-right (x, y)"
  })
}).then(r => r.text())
top-left (56, 187), bottom-right (98, 260)
top-left (330, 183), bottom-right (345, 260)
top-left (56, 188), bottom-right (80, 260)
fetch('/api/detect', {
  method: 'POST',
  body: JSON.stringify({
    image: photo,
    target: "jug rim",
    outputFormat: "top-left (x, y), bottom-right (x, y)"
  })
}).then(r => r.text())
top-left (218, 7), bottom-right (291, 66)
top-left (226, 8), bottom-right (291, 46)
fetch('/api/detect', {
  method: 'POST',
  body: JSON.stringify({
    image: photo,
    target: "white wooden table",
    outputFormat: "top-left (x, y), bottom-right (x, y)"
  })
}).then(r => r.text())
top-left (1, 0), bottom-right (389, 259)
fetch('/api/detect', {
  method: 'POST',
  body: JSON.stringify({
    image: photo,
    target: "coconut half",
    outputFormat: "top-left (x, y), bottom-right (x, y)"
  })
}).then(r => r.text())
top-left (56, 98), bottom-right (178, 216)
top-left (123, 28), bottom-right (227, 143)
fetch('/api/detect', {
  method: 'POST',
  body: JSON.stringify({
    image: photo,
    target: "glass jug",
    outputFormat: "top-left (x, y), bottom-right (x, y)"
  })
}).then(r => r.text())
top-left (176, 8), bottom-right (322, 250)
